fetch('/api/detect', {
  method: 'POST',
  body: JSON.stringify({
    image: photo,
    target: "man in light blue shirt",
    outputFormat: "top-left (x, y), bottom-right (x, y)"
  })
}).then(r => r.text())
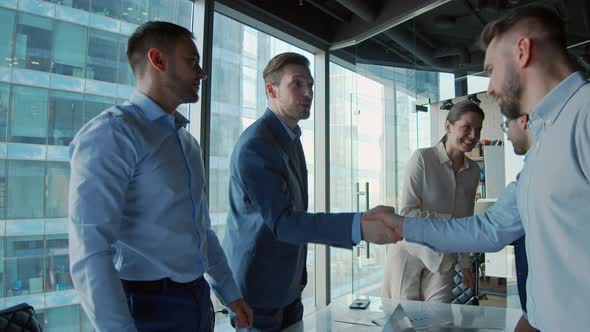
top-left (383, 6), bottom-right (590, 331)
top-left (68, 22), bottom-right (252, 332)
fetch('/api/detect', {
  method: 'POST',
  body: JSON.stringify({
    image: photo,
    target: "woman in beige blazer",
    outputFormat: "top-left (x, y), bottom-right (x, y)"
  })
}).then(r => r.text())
top-left (382, 100), bottom-right (484, 302)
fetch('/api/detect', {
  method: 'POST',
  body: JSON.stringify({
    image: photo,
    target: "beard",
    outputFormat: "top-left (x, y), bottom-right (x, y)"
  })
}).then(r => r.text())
top-left (166, 70), bottom-right (200, 104)
top-left (499, 67), bottom-right (523, 119)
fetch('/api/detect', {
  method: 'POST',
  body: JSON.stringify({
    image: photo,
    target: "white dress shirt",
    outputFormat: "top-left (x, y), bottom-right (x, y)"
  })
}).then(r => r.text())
top-left (396, 142), bottom-right (480, 272)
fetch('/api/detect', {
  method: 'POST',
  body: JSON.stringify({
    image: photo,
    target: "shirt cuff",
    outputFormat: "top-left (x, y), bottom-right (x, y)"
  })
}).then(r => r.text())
top-left (206, 274), bottom-right (242, 306)
top-left (402, 217), bottom-right (424, 243)
top-left (351, 213), bottom-right (362, 244)
top-left (217, 278), bottom-right (242, 305)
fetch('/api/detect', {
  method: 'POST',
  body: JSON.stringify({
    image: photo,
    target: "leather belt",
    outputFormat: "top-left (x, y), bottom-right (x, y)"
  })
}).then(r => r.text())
top-left (121, 277), bottom-right (204, 293)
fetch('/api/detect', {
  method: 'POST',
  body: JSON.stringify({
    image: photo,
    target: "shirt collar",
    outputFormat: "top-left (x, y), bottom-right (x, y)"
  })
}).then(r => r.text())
top-left (129, 90), bottom-right (190, 128)
top-left (435, 141), bottom-right (470, 171)
top-left (268, 107), bottom-right (302, 142)
top-left (530, 71), bottom-right (588, 127)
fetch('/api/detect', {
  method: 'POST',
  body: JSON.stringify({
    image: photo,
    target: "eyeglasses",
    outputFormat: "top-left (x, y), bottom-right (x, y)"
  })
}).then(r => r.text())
top-left (500, 118), bottom-right (513, 133)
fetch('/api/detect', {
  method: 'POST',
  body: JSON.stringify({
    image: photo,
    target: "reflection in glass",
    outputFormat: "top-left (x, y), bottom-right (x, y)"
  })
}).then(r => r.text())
top-left (53, 21), bottom-right (87, 78)
top-left (45, 162), bottom-right (70, 218)
top-left (9, 85), bottom-right (48, 144)
top-left (87, 29), bottom-right (119, 83)
top-left (7, 160), bottom-right (45, 218)
top-left (48, 90), bottom-right (84, 146)
top-left (0, 8), bottom-right (16, 68)
top-left (15, 13), bottom-right (53, 72)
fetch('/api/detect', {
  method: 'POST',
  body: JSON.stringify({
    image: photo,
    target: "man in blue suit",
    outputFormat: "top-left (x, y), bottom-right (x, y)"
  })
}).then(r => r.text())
top-left (223, 52), bottom-right (399, 331)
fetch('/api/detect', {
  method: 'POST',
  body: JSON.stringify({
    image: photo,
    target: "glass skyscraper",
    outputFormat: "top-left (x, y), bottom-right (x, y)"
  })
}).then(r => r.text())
top-left (0, 0), bottom-right (193, 330)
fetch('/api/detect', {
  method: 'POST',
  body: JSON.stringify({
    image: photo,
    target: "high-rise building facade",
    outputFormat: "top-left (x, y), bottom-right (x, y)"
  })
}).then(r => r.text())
top-left (0, 0), bottom-right (193, 330)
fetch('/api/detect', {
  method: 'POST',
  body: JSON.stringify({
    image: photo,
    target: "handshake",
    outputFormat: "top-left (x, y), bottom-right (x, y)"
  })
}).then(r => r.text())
top-left (360, 205), bottom-right (404, 244)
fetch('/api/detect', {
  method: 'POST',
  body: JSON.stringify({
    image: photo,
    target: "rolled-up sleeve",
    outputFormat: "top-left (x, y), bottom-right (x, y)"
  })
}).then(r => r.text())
top-left (68, 113), bottom-right (138, 332)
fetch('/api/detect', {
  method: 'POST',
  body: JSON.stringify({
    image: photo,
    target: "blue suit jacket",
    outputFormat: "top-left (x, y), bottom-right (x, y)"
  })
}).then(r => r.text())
top-left (223, 109), bottom-right (355, 308)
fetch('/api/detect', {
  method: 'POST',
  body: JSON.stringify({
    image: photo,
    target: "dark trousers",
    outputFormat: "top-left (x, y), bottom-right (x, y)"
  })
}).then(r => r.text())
top-left (233, 297), bottom-right (303, 332)
top-left (123, 278), bottom-right (214, 332)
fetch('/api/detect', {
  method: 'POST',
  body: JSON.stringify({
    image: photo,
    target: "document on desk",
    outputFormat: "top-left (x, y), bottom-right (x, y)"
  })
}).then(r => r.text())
top-left (332, 310), bottom-right (385, 330)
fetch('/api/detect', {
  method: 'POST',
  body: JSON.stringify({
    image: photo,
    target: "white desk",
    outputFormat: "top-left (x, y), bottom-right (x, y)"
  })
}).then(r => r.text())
top-left (284, 295), bottom-right (522, 331)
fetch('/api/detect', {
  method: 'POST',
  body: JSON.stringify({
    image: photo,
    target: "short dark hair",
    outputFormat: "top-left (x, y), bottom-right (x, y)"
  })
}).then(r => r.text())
top-left (441, 100), bottom-right (485, 143)
top-left (480, 5), bottom-right (566, 50)
top-left (127, 21), bottom-right (194, 75)
top-left (263, 52), bottom-right (310, 84)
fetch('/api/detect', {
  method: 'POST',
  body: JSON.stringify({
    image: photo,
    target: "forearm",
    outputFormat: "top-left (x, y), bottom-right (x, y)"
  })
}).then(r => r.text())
top-left (403, 213), bottom-right (523, 253)
top-left (204, 230), bottom-right (241, 305)
top-left (70, 234), bottom-right (136, 332)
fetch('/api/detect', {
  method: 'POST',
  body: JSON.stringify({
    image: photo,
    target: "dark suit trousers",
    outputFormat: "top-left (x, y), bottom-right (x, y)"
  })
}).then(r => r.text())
top-left (123, 278), bottom-right (214, 332)
top-left (233, 297), bottom-right (303, 332)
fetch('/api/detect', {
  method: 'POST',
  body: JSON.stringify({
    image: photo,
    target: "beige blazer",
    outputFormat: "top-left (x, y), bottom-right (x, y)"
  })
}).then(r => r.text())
top-left (392, 142), bottom-right (480, 272)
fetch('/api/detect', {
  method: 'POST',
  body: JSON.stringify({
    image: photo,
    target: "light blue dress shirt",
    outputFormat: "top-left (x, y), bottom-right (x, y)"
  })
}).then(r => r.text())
top-left (404, 72), bottom-right (590, 331)
top-left (69, 91), bottom-right (240, 332)
top-left (270, 110), bottom-right (362, 243)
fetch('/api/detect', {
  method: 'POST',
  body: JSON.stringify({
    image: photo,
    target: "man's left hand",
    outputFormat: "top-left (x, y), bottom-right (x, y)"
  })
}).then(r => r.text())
top-left (228, 298), bottom-right (253, 328)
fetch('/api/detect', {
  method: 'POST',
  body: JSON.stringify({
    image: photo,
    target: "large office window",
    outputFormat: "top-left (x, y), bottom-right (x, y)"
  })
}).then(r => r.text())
top-left (0, 8), bottom-right (16, 68)
top-left (0, 84), bottom-right (9, 142)
top-left (177, 0), bottom-right (193, 29)
top-left (5, 236), bottom-right (45, 296)
top-left (149, 0), bottom-right (176, 23)
top-left (9, 85), bottom-right (49, 144)
top-left (15, 13), bottom-right (53, 72)
top-left (87, 29), bottom-right (119, 83)
top-left (84, 94), bottom-right (116, 124)
top-left (48, 0), bottom-right (91, 11)
top-left (121, 0), bottom-right (149, 25)
top-left (7, 160), bottom-right (45, 219)
top-left (118, 35), bottom-right (135, 86)
top-left (0, 159), bottom-right (6, 220)
top-left (45, 162), bottom-right (71, 218)
top-left (53, 21), bottom-right (87, 78)
top-left (329, 63), bottom-right (388, 299)
top-left (91, 0), bottom-right (121, 20)
top-left (48, 90), bottom-right (84, 146)
top-left (46, 234), bottom-right (73, 292)
top-left (210, 12), bottom-right (316, 308)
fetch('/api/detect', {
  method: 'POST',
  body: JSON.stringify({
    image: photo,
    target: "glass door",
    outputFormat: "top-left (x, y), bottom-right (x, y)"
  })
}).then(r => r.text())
top-left (350, 75), bottom-right (388, 302)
